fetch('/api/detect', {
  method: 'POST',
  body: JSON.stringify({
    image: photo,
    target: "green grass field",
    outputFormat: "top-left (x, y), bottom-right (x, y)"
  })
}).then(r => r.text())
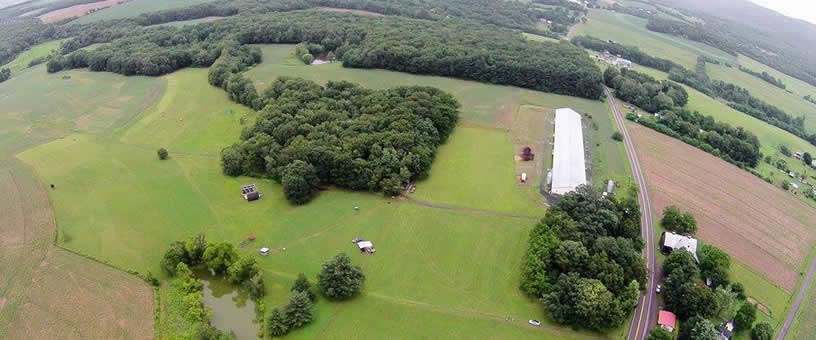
top-left (706, 62), bottom-right (816, 132)
top-left (70, 0), bottom-right (211, 24)
top-left (573, 9), bottom-right (736, 69)
top-left (789, 275), bottom-right (816, 340)
top-left (522, 32), bottom-right (559, 43)
top-left (1, 39), bottom-right (64, 75)
top-left (17, 61), bottom-right (630, 339)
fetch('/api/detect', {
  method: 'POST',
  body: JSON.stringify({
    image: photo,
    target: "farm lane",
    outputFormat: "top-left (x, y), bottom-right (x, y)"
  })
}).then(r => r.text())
top-left (605, 87), bottom-right (658, 340)
top-left (401, 196), bottom-right (541, 220)
top-left (778, 256), bottom-right (816, 339)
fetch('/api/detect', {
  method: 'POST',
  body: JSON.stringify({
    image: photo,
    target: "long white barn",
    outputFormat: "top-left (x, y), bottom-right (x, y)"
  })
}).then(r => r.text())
top-left (551, 108), bottom-right (587, 195)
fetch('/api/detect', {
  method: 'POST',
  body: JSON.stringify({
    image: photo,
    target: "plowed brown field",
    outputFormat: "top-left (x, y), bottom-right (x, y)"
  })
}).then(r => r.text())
top-left (38, 0), bottom-right (119, 23)
top-left (627, 122), bottom-right (815, 291)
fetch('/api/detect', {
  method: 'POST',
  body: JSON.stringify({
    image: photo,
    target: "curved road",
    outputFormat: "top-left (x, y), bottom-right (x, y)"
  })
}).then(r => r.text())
top-left (605, 87), bottom-right (658, 340)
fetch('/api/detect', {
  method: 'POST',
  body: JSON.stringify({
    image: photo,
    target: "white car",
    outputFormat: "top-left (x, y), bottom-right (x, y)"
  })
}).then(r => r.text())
top-left (656, 284), bottom-right (662, 293)
top-left (528, 319), bottom-right (541, 326)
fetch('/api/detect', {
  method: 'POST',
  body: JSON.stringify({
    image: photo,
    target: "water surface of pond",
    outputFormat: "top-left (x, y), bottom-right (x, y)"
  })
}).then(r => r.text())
top-left (196, 269), bottom-right (258, 340)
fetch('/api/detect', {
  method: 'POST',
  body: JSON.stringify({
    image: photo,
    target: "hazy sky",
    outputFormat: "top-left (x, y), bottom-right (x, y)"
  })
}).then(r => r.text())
top-left (750, 0), bottom-right (816, 25)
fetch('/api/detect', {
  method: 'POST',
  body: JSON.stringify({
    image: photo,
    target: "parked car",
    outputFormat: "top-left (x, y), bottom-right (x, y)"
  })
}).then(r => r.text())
top-left (528, 319), bottom-right (541, 326)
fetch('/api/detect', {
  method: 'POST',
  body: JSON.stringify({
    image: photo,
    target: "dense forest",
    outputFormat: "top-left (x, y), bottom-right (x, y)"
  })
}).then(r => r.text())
top-left (737, 66), bottom-right (786, 90)
top-left (645, 18), bottom-right (738, 56)
top-left (604, 68), bottom-right (688, 113)
top-left (572, 36), bottom-right (681, 73)
top-left (627, 108), bottom-right (761, 168)
top-left (221, 77), bottom-right (460, 204)
top-left (521, 186), bottom-right (645, 330)
top-left (46, 11), bottom-right (604, 99)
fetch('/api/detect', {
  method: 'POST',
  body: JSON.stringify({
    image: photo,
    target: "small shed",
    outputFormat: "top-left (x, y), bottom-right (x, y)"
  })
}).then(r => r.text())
top-left (241, 184), bottom-right (261, 201)
top-left (520, 172), bottom-right (528, 183)
top-left (259, 247), bottom-right (270, 255)
top-left (658, 310), bottom-right (677, 332)
top-left (606, 180), bottom-right (615, 194)
top-left (356, 240), bottom-right (376, 254)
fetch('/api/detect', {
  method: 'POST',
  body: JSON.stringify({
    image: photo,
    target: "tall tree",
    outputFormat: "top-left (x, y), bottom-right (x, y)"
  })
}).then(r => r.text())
top-left (317, 253), bottom-right (365, 300)
top-left (284, 291), bottom-right (314, 329)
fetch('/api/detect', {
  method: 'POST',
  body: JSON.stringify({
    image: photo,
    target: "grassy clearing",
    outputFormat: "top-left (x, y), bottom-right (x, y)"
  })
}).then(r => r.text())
top-left (71, 0), bottom-right (211, 24)
top-left (152, 16), bottom-right (223, 28)
top-left (573, 9), bottom-right (735, 69)
top-left (246, 44), bottom-right (633, 196)
top-left (522, 32), bottom-right (559, 43)
top-left (730, 260), bottom-right (791, 324)
top-left (789, 274), bottom-right (816, 340)
top-left (17, 67), bottom-right (621, 339)
top-left (738, 55), bottom-right (816, 100)
top-left (1, 39), bottom-right (64, 75)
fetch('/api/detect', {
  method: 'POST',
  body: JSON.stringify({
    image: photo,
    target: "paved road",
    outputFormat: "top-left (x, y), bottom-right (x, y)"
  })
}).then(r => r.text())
top-left (777, 256), bottom-right (816, 339)
top-left (605, 87), bottom-right (658, 340)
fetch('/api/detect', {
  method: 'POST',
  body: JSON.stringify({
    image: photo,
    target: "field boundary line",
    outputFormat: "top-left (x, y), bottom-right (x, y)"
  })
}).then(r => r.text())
top-left (400, 196), bottom-right (540, 220)
top-left (778, 250), bottom-right (816, 339)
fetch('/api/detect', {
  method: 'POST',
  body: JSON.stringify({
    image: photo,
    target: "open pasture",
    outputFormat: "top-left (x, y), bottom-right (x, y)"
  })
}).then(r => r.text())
top-left (37, 0), bottom-right (118, 23)
top-left (17, 67), bottom-right (622, 339)
top-left (790, 281), bottom-right (816, 340)
top-left (573, 9), bottom-right (736, 69)
top-left (627, 122), bottom-right (815, 291)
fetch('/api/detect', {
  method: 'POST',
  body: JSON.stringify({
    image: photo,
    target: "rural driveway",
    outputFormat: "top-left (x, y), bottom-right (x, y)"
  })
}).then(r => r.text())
top-left (777, 256), bottom-right (816, 339)
top-left (604, 87), bottom-right (658, 340)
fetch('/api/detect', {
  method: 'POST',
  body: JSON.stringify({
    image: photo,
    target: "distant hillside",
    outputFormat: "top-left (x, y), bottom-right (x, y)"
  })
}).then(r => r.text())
top-left (651, 0), bottom-right (816, 88)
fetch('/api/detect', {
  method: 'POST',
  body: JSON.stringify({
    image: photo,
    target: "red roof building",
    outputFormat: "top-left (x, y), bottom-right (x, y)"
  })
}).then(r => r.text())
top-left (658, 310), bottom-right (677, 332)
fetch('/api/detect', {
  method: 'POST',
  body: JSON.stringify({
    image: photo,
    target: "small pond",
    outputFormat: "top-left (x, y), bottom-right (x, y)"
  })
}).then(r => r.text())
top-left (195, 269), bottom-right (258, 340)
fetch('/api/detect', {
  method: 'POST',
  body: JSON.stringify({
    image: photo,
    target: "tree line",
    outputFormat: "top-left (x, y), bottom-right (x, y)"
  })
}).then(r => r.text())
top-left (669, 58), bottom-right (809, 143)
top-left (221, 77), bottom-right (460, 204)
top-left (47, 11), bottom-right (604, 99)
top-left (0, 68), bottom-right (9, 83)
top-left (737, 65), bottom-right (786, 90)
top-left (604, 67), bottom-right (688, 113)
top-left (521, 186), bottom-right (645, 330)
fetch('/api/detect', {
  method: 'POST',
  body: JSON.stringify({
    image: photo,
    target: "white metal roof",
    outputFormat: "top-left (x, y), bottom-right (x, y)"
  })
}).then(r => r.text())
top-left (551, 108), bottom-right (587, 195)
top-left (662, 232), bottom-right (699, 262)
top-left (356, 241), bottom-right (373, 249)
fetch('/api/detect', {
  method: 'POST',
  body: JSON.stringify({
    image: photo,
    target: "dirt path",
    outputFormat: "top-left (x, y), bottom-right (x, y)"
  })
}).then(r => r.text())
top-left (777, 256), bottom-right (816, 339)
top-left (400, 196), bottom-right (540, 220)
top-left (605, 87), bottom-right (657, 340)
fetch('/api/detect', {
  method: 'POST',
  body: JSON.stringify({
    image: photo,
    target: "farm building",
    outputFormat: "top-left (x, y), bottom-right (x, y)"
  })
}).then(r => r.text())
top-left (658, 310), bottom-right (677, 332)
top-left (717, 320), bottom-right (735, 340)
top-left (241, 184), bottom-right (260, 201)
top-left (551, 108), bottom-right (587, 195)
top-left (660, 231), bottom-right (699, 262)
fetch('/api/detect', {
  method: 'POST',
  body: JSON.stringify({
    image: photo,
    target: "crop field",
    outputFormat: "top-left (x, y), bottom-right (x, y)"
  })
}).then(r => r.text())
top-left (37, 0), bottom-right (119, 23)
top-left (627, 122), bottom-right (816, 291)
top-left (706, 62), bottom-right (816, 132)
top-left (573, 9), bottom-right (736, 69)
top-left (15, 63), bottom-right (635, 339)
top-left (1, 39), bottom-right (64, 75)
top-left (71, 0), bottom-right (212, 24)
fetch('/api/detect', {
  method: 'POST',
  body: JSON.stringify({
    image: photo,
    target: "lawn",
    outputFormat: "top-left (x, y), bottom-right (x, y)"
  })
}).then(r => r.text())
top-left (18, 67), bottom-right (623, 339)
top-left (70, 0), bottom-right (211, 24)
top-left (573, 9), bottom-right (736, 69)
top-left (522, 32), bottom-right (559, 43)
top-left (1, 39), bottom-right (64, 75)
top-left (789, 273), bottom-right (816, 340)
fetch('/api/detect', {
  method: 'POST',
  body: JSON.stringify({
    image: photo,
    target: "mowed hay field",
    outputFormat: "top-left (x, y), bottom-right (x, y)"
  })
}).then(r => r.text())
top-left (573, 9), bottom-right (736, 69)
top-left (37, 0), bottom-right (119, 23)
top-left (18, 64), bottom-right (627, 339)
top-left (0, 65), bottom-right (165, 338)
top-left (627, 122), bottom-right (815, 292)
